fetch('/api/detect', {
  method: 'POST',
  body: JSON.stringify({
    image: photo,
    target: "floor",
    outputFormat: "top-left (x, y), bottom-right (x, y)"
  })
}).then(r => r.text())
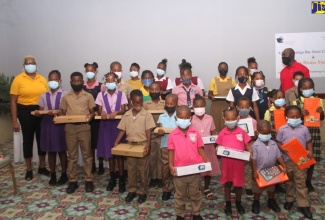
top-left (0, 141), bottom-right (324, 220)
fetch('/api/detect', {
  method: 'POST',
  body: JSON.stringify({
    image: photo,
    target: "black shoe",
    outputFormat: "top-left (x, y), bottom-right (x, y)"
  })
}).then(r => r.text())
top-left (236, 201), bottom-right (245, 214)
top-left (92, 164), bottom-right (96, 173)
top-left (125, 192), bottom-right (137, 202)
top-left (137, 194), bottom-right (147, 203)
top-left (38, 167), bottom-right (50, 176)
top-left (245, 189), bottom-right (254, 198)
top-left (25, 170), bottom-right (33, 181)
top-left (106, 178), bottom-right (117, 191)
top-left (66, 182), bottom-right (78, 194)
top-left (225, 202), bottom-right (232, 215)
top-left (97, 166), bottom-right (105, 175)
top-left (284, 202), bottom-right (293, 211)
top-left (149, 179), bottom-right (157, 188)
top-left (176, 216), bottom-right (185, 220)
top-left (192, 215), bottom-right (203, 220)
top-left (299, 207), bottom-right (313, 219)
top-left (306, 180), bottom-right (315, 193)
top-left (56, 173), bottom-right (68, 186)
top-left (157, 179), bottom-right (163, 188)
top-left (49, 173), bottom-right (57, 186)
top-left (162, 192), bottom-right (171, 201)
top-left (85, 181), bottom-right (94, 193)
top-left (268, 199), bottom-right (281, 213)
top-left (275, 184), bottom-right (286, 194)
top-left (251, 200), bottom-right (260, 214)
top-left (118, 176), bottom-right (126, 193)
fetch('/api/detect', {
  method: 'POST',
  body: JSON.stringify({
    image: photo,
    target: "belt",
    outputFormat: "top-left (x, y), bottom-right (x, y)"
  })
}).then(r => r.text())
top-left (128, 141), bottom-right (146, 145)
top-left (71, 122), bottom-right (88, 125)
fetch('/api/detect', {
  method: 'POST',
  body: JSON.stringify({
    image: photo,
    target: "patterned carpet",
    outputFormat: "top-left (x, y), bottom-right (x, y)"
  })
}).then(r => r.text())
top-left (0, 141), bottom-right (324, 220)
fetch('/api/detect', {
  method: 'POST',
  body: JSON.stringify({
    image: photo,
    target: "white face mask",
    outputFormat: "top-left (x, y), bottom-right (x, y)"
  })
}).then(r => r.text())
top-left (130, 71), bottom-right (138, 77)
top-left (249, 69), bottom-right (258, 75)
top-left (255, 79), bottom-right (264, 87)
top-left (114, 72), bottom-right (122, 79)
top-left (194, 107), bottom-right (205, 116)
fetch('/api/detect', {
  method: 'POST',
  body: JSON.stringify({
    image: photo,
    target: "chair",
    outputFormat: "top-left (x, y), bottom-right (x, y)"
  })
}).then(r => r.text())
top-left (0, 146), bottom-right (17, 194)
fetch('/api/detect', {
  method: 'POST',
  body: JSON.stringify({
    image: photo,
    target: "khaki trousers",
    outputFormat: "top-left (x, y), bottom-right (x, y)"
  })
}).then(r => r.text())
top-left (161, 148), bottom-right (172, 192)
top-left (127, 154), bottom-right (149, 195)
top-left (149, 136), bottom-right (162, 179)
top-left (245, 161), bottom-right (252, 189)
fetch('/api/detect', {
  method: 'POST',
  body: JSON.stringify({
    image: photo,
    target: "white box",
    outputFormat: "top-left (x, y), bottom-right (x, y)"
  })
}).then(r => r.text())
top-left (202, 135), bottom-right (218, 144)
top-left (238, 118), bottom-right (255, 137)
top-left (175, 162), bottom-right (212, 176)
top-left (217, 146), bottom-right (250, 161)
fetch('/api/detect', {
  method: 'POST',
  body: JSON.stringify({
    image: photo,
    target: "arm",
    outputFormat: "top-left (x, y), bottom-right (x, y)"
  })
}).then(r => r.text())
top-left (168, 150), bottom-right (176, 176)
top-left (306, 139), bottom-right (313, 158)
top-left (316, 106), bottom-right (324, 121)
top-left (87, 107), bottom-right (95, 122)
top-left (229, 101), bottom-right (234, 108)
top-left (10, 94), bottom-right (20, 132)
top-left (277, 156), bottom-right (286, 174)
top-left (157, 123), bottom-right (165, 136)
top-left (275, 139), bottom-right (288, 154)
top-left (208, 90), bottom-right (214, 100)
top-left (114, 130), bottom-right (126, 146)
top-left (210, 128), bottom-right (218, 135)
top-left (98, 106), bottom-right (108, 120)
top-left (109, 104), bottom-right (126, 119)
top-left (252, 159), bottom-right (258, 180)
top-left (198, 147), bottom-right (209, 162)
top-left (252, 101), bottom-right (260, 121)
top-left (145, 128), bottom-right (151, 154)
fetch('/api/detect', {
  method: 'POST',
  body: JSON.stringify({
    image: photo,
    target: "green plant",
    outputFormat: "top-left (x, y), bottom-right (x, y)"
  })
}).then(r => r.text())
top-left (0, 73), bottom-right (14, 114)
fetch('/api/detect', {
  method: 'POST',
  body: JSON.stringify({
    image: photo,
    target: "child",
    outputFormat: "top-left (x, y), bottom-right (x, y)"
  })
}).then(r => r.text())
top-left (154, 59), bottom-right (173, 99)
top-left (247, 57), bottom-right (258, 85)
top-left (251, 120), bottom-right (286, 214)
top-left (285, 71), bottom-right (304, 105)
top-left (139, 70), bottom-right (155, 102)
top-left (191, 94), bottom-right (220, 200)
top-left (60, 72), bottom-right (96, 194)
top-left (172, 63), bottom-right (203, 108)
top-left (293, 78), bottom-right (324, 193)
top-left (110, 61), bottom-right (132, 101)
top-left (114, 90), bottom-right (156, 203)
top-left (157, 94), bottom-right (178, 201)
top-left (276, 105), bottom-right (313, 219)
top-left (127, 63), bottom-right (143, 90)
top-left (168, 105), bottom-right (209, 220)
top-left (216, 107), bottom-right (252, 215)
top-left (37, 70), bottom-right (68, 186)
top-left (96, 72), bottom-right (128, 193)
top-left (143, 82), bottom-right (165, 188)
top-left (251, 71), bottom-right (269, 120)
top-left (226, 66), bottom-right (260, 121)
top-left (82, 62), bottom-right (104, 175)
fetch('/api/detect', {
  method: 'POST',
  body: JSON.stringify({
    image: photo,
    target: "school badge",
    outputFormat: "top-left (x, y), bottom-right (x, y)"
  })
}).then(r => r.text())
top-left (189, 133), bottom-right (197, 142)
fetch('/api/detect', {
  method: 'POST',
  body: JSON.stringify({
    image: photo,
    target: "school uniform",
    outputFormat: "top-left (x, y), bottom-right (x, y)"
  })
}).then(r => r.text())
top-left (255, 87), bottom-right (269, 120)
top-left (60, 90), bottom-right (96, 182)
top-left (139, 86), bottom-right (151, 102)
top-left (117, 108), bottom-right (156, 195)
top-left (143, 99), bottom-right (165, 180)
top-left (285, 87), bottom-right (299, 106)
top-left (172, 83), bottom-right (203, 107)
top-left (154, 76), bottom-right (173, 99)
top-left (127, 79), bottom-right (143, 90)
top-left (117, 80), bottom-right (132, 98)
top-left (209, 76), bottom-right (236, 132)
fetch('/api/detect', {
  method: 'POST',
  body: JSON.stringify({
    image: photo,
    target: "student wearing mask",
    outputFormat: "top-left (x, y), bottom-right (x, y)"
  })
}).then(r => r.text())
top-left (127, 63), bottom-right (142, 90)
top-left (154, 59), bottom-right (173, 100)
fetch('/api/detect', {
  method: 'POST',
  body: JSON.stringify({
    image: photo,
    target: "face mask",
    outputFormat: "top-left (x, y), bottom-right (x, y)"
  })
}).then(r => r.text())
top-left (114, 72), bottom-right (122, 79)
top-left (165, 106), bottom-right (176, 114)
top-left (48, 81), bottom-right (59, 90)
top-left (255, 79), bottom-right (264, 87)
top-left (287, 118), bottom-right (302, 127)
top-left (24, 64), bottom-right (37, 74)
top-left (238, 108), bottom-right (250, 117)
top-left (249, 69), bottom-right (258, 75)
top-left (282, 57), bottom-right (291, 65)
top-left (237, 76), bottom-right (247, 83)
top-left (156, 69), bottom-right (165, 76)
top-left (182, 78), bottom-right (191, 85)
top-left (274, 98), bottom-right (286, 107)
top-left (258, 133), bottom-right (272, 142)
top-left (219, 69), bottom-right (228, 76)
top-left (86, 72), bottom-right (95, 79)
top-left (142, 79), bottom-right (153, 87)
top-left (294, 80), bottom-right (299, 87)
top-left (71, 83), bottom-right (83, 92)
top-left (194, 107), bottom-right (205, 116)
top-left (130, 71), bottom-right (138, 77)
top-left (176, 117), bottom-right (191, 129)
top-left (105, 82), bottom-right (117, 90)
top-left (302, 89), bottom-right (314, 98)
top-left (224, 120), bottom-right (238, 129)
top-left (150, 92), bottom-right (160, 100)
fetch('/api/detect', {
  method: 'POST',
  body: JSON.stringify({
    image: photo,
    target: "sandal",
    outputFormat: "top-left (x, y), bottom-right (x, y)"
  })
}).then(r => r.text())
top-left (204, 189), bottom-right (216, 200)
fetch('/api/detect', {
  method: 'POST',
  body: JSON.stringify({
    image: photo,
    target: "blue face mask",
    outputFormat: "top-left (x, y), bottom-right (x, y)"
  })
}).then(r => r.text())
top-left (274, 98), bottom-right (286, 107)
top-left (24, 64), bottom-right (37, 74)
top-left (48, 81), bottom-right (59, 90)
top-left (176, 117), bottom-right (191, 129)
top-left (287, 118), bottom-right (302, 127)
top-left (86, 72), bottom-right (95, 79)
top-left (302, 89), bottom-right (314, 98)
top-left (156, 69), bottom-right (165, 76)
top-left (105, 82), bottom-right (117, 90)
top-left (142, 79), bottom-right (153, 87)
top-left (238, 108), bottom-right (250, 117)
top-left (258, 133), bottom-right (272, 142)
top-left (182, 78), bottom-right (191, 85)
top-left (224, 120), bottom-right (238, 129)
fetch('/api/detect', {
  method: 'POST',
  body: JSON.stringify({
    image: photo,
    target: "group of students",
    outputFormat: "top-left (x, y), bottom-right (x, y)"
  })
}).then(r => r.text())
top-left (14, 55), bottom-right (322, 220)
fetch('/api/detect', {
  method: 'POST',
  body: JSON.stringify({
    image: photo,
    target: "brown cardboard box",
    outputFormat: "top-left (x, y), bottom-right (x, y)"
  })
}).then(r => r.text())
top-left (94, 115), bottom-right (122, 120)
top-left (111, 143), bottom-right (146, 157)
top-left (31, 110), bottom-right (59, 115)
top-left (53, 115), bottom-right (89, 124)
top-left (153, 127), bottom-right (175, 134)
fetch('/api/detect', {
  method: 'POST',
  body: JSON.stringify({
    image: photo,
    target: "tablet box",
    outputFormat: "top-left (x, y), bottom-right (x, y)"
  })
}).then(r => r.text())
top-left (111, 143), bottom-right (146, 158)
top-left (53, 115), bottom-right (89, 124)
top-left (31, 110), bottom-right (59, 115)
top-left (175, 162), bottom-right (212, 176)
top-left (153, 127), bottom-right (175, 134)
top-left (256, 165), bottom-right (289, 188)
top-left (202, 135), bottom-right (218, 144)
top-left (217, 146), bottom-right (250, 161)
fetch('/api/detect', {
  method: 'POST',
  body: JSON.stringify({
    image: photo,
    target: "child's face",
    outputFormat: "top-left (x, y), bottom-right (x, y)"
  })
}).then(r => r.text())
top-left (157, 63), bottom-right (166, 71)
top-left (193, 99), bottom-right (205, 108)
top-left (142, 73), bottom-right (153, 80)
top-left (293, 75), bottom-right (303, 84)
top-left (253, 73), bottom-right (264, 81)
top-left (236, 68), bottom-right (248, 79)
top-left (248, 63), bottom-right (258, 70)
top-left (165, 97), bottom-right (177, 108)
top-left (176, 109), bottom-right (191, 120)
top-left (275, 91), bottom-right (285, 100)
top-left (286, 109), bottom-right (301, 119)
top-left (258, 126), bottom-right (271, 135)
top-left (181, 69), bottom-right (192, 79)
top-left (71, 76), bottom-right (83, 85)
top-left (106, 74), bottom-right (116, 83)
top-left (224, 110), bottom-right (238, 121)
top-left (131, 96), bottom-right (143, 108)
top-left (111, 64), bottom-right (122, 72)
top-left (301, 81), bottom-right (313, 90)
top-left (237, 100), bottom-right (250, 110)
top-left (149, 83), bottom-right (161, 93)
top-left (130, 65), bottom-right (139, 72)
top-left (49, 73), bottom-right (60, 83)
top-left (86, 65), bottom-right (96, 73)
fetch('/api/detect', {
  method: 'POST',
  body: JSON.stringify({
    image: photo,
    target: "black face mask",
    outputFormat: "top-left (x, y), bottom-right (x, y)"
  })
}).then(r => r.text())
top-left (237, 76), bottom-right (247, 83)
top-left (219, 69), bottom-right (228, 76)
top-left (165, 106), bottom-right (176, 114)
top-left (71, 83), bottom-right (83, 92)
top-left (282, 57), bottom-right (291, 65)
top-left (150, 92), bottom-right (160, 100)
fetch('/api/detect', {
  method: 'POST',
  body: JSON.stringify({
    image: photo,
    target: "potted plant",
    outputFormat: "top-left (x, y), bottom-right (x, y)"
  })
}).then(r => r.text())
top-left (0, 73), bottom-right (14, 142)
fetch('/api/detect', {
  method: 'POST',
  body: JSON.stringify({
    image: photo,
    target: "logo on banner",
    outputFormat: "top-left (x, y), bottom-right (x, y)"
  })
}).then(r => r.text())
top-left (311, 1), bottom-right (325, 14)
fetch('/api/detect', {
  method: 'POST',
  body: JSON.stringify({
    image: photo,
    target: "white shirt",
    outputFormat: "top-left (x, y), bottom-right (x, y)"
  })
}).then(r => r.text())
top-left (226, 84), bottom-right (259, 102)
top-left (154, 76), bottom-right (174, 91)
top-left (172, 77), bottom-right (205, 90)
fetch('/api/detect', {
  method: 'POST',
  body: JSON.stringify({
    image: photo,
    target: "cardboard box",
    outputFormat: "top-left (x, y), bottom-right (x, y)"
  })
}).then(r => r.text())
top-left (217, 146), bottom-right (250, 161)
top-left (256, 165), bottom-right (289, 188)
top-left (53, 115), bottom-right (89, 124)
top-left (94, 115), bottom-right (122, 120)
top-left (111, 143), bottom-right (146, 158)
top-left (202, 135), bottom-right (218, 144)
top-left (31, 110), bottom-right (59, 115)
top-left (154, 127), bottom-right (175, 134)
top-left (175, 162), bottom-right (212, 176)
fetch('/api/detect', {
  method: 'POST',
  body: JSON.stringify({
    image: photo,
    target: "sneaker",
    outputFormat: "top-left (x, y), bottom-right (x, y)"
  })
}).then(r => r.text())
top-left (56, 173), bottom-right (68, 186)
top-left (85, 181), bottom-right (94, 193)
top-left (38, 167), bottom-right (50, 176)
top-left (137, 194), bottom-right (147, 203)
top-left (49, 173), bottom-right (57, 186)
top-left (66, 182), bottom-right (78, 194)
top-left (245, 189), bottom-right (254, 198)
